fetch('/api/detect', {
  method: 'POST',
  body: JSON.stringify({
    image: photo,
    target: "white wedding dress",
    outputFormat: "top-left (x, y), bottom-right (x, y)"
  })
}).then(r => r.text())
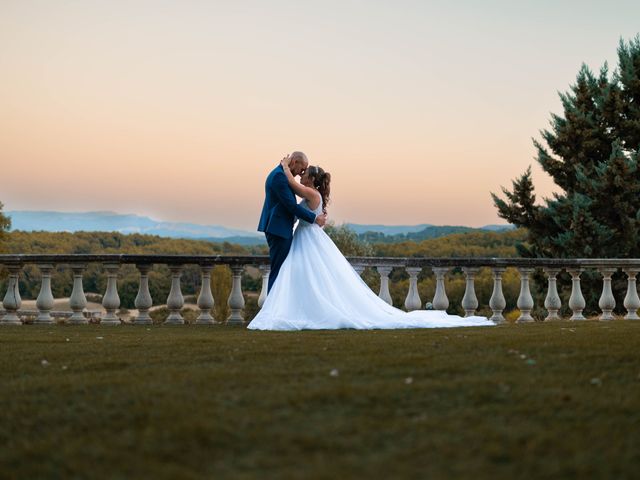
top-left (248, 199), bottom-right (495, 331)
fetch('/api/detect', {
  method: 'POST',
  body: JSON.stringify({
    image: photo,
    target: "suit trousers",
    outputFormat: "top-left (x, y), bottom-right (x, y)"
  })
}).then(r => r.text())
top-left (266, 232), bottom-right (293, 292)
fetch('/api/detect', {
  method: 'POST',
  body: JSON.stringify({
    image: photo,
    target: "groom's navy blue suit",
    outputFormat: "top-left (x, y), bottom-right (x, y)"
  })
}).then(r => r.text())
top-left (258, 165), bottom-right (317, 292)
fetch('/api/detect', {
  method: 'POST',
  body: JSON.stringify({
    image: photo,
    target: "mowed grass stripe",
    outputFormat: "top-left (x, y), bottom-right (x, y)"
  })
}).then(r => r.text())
top-left (1, 322), bottom-right (639, 479)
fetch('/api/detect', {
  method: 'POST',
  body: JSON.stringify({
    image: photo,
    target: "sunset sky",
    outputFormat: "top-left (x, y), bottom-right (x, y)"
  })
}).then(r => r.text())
top-left (1, 0), bottom-right (639, 231)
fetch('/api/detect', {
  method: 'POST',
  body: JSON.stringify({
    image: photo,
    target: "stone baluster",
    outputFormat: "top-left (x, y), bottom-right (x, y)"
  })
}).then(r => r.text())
top-left (227, 265), bottom-right (245, 324)
top-left (69, 264), bottom-right (88, 324)
top-left (165, 265), bottom-right (184, 324)
top-left (353, 264), bottom-right (365, 276)
top-left (543, 268), bottom-right (561, 321)
top-left (432, 267), bottom-right (449, 311)
top-left (35, 264), bottom-right (55, 324)
top-left (568, 268), bottom-right (586, 321)
top-left (376, 266), bottom-right (393, 306)
top-left (1, 264), bottom-right (23, 325)
top-left (134, 264), bottom-right (153, 325)
top-left (101, 263), bottom-right (121, 325)
top-left (258, 265), bottom-right (271, 308)
top-left (404, 267), bottom-right (422, 311)
top-left (598, 267), bottom-right (617, 321)
top-left (461, 267), bottom-right (479, 317)
top-left (489, 268), bottom-right (506, 323)
top-left (516, 268), bottom-right (534, 322)
top-left (196, 265), bottom-right (215, 324)
top-left (257, 265), bottom-right (270, 309)
top-left (623, 269), bottom-right (640, 320)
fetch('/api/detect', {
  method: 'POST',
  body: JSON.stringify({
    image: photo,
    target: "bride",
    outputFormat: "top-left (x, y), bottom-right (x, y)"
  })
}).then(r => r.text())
top-left (247, 160), bottom-right (495, 331)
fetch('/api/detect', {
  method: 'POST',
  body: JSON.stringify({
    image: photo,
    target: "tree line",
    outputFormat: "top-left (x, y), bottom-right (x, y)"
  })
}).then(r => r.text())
top-left (0, 224), bottom-right (529, 321)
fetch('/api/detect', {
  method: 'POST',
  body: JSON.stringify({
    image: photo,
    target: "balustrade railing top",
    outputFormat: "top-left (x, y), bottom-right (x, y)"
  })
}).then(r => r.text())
top-left (3, 253), bottom-right (640, 268)
top-left (1, 255), bottom-right (639, 326)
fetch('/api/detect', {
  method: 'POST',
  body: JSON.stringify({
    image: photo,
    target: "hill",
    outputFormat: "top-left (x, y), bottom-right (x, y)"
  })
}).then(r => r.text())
top-left (7, 210), bottom-right (263, 241)
top-left (372, 228), bottom-right (526, 257)
top-left (356, 224), bottom-right (516, 244)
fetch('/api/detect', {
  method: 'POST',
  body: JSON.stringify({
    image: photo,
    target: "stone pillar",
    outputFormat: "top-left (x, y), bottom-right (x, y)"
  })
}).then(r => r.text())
top-left (165, 265), bottom-right (184, 324)
top-left (432, 267), bottom-right (449, 311)
top-left (598, 267), bottom-right (617, 321)
top-left (461, 267), bottom-right (479, 317)
top-left (69, 264), bottom-right (88, 324)
top-left (623, 269), bottom-right (640, 320)
top-left (227, 265), bottom-right (245, 325)
top-left (101, 263), bottom-right (121, 326)
top-left (1, 264), bottom-right (23, 325)
top-left (543, 268), bottom-right (561, 321)
top-left (404, 267), bottom-right (422, 312)
top-left (489, 268), bottom-right (506, 324)
top-left (568, 268), bottom-right (586, 321)
top-left (257, 265), bottom-right (270, 309)
top-left (196, 265), bottom-right (215, 324)
top-left (134, 264), bottom-right (153, 325)
top-left (35, 264), bottom-right (55, 324)
top-left (516, 268), bottom-right (534, 323)
top-left (377, 266), bottom-right (393, 306)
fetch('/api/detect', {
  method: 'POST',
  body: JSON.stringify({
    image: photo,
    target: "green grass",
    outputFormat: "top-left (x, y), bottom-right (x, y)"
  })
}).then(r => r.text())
top-left (1, 322), bottom-right (639, 479)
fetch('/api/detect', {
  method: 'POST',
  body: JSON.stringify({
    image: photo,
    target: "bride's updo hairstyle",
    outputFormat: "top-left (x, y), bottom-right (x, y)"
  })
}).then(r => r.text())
top-left (307, 165), bottom-right (331, 213)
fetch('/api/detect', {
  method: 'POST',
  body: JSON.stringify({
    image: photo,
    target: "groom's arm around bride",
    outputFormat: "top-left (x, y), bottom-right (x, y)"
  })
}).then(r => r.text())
top-left (258, 152), bottom-right (327, 291)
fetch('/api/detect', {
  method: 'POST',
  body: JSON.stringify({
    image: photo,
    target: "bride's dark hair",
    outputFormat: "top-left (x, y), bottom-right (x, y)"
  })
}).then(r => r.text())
top-left (307, 165), bottom-right (331, 213)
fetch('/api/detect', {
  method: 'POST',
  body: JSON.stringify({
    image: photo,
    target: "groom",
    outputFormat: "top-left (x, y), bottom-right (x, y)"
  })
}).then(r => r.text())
top-left (258, 151), bottom-right (327, 292)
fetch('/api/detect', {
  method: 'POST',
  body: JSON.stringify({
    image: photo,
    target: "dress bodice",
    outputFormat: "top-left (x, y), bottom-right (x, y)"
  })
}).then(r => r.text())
top-left (298, 197), bottom-right (323, 227)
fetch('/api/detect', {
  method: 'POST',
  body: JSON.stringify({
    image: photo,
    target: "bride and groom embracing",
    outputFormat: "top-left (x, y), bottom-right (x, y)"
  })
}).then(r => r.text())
top-left (248, 151), bottom-right (494, 331)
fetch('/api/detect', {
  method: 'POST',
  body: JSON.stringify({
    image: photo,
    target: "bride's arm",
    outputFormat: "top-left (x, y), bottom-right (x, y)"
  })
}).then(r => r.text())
top-left (281, 158), bottom-right (321, 204)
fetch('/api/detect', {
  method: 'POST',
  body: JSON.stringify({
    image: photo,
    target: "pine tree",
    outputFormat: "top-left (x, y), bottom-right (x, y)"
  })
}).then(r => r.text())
top-left (492, 36), bottom-right (640, 259)
top-left (492, 36), bottom-right (640, 316)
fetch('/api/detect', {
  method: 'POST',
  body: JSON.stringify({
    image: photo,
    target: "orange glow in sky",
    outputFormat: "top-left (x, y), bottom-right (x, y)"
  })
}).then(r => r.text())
top-left (1, 1), bottom-right (638, 230)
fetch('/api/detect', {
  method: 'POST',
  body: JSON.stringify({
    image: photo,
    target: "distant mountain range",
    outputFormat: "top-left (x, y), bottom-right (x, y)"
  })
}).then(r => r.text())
top-left (7, 210), bottom-right (514, 246)
top-left (7, 210), bottom-right (265, 245)
top-left (346, 223), bottom-right (513, 236)
top-left (351, 224), bottom-right (515, 244)
top-left (345, 224), bottom-right (433, 235)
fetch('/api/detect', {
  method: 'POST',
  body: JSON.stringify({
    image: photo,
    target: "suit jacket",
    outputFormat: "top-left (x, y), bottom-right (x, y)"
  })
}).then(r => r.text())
top-left (258, 165), bottom-right (317, 239)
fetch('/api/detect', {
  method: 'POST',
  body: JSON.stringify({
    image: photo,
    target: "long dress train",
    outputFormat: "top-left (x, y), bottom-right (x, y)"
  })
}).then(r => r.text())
top-left (248, 200), bottom-right (495, 331)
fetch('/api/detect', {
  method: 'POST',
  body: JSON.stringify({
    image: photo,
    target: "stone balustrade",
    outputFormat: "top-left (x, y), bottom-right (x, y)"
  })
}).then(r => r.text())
top-left (0, 255), bottom-right (639, 325)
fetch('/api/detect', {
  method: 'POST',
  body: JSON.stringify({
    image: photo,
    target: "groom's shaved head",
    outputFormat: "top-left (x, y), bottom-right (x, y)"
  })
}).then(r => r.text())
top-left (289, 151), bottom-right (309, 176)
top-left (290, 151), bottom-right (308, 164)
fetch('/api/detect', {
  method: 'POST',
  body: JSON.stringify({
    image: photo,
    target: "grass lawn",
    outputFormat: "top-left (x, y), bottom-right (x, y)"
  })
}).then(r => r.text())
top-left (1, 322), bottom-right (639, 479)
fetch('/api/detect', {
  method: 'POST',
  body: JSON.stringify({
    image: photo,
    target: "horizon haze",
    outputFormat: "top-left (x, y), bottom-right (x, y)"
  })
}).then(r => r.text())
top-left (5, 209), bottom-right (513, 242)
